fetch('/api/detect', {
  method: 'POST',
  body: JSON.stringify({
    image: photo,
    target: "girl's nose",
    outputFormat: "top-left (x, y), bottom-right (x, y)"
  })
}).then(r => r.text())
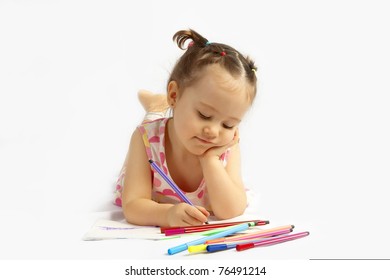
top-left (203, 125), bottom-right (218, 139)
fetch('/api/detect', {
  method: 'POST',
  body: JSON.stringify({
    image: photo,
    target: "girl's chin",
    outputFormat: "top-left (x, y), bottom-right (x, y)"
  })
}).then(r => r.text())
top-left (186, 145), bottom-right (209, 156)
top-left (188, 149), bottom-right (207, 157)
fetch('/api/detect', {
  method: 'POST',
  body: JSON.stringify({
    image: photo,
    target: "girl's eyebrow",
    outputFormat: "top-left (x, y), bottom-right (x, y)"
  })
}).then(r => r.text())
top-left (199, 102), bottom-right (241, 122)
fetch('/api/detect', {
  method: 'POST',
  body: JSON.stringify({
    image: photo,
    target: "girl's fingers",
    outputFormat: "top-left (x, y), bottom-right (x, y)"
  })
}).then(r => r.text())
top-left (230, 128), bottom-right (240, 146)
top-left (195, 206), bottom-right (210, 217)
top-left (182, 215), bottom-right (204, 226)
top-left (185, 206), bottom-right (209, 224)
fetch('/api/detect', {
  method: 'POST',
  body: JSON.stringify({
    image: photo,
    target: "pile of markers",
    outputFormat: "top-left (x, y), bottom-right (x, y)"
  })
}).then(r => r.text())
top-left (149, 160), bottom-right (309, 255)
top-left (160, 220), bottom-right (309, 255)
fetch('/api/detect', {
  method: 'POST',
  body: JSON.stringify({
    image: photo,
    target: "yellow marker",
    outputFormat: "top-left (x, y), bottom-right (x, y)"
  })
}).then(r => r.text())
top-left (188, 244), bottom-right (208, 253)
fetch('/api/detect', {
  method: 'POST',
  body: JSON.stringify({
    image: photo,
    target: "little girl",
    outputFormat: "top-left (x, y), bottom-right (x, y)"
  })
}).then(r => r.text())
top-left (115, 29), bottom-right (258, 227)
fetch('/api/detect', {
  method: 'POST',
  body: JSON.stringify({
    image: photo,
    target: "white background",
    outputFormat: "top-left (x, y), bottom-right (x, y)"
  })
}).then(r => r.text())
top-left (1, 0), bottom-right (389, 273)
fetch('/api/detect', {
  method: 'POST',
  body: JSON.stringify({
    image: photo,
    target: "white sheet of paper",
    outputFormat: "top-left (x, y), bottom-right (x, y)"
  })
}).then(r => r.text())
top-left (83, 213), bottom-right (264, 241)
top-left (82, 219), bottom-right (171, 241)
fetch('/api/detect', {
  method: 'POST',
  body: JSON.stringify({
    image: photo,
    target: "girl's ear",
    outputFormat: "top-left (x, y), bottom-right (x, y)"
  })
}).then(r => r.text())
top-left (167, 81), bottom-right (180, 108)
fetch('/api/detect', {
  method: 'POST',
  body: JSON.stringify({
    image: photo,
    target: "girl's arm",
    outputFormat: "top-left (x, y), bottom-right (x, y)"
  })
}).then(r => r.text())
top-left (199, 135), bottom-right (247, 220)
top-left (122, 129), bottom-right (209, 227)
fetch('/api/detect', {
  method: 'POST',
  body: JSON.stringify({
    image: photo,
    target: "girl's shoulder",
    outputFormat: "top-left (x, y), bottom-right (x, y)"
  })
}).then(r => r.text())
top-left (136, 118), bottom-right (169, 155)
top-left (137, 117), bottom-right (169, 131)
top-left (137, 117), bottom-right (169, 139)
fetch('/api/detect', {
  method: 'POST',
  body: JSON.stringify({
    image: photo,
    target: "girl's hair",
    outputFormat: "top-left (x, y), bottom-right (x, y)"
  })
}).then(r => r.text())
top-left (168, 29), bottom-right (257, 102)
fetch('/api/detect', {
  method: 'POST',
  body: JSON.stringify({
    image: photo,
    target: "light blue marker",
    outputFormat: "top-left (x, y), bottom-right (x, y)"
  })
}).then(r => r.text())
top-left (167, 222), bottom-right (255, 255)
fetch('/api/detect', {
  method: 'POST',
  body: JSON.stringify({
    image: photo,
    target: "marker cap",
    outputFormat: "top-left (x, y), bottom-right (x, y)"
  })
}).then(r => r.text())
top-left (168, 244), bottom-right (188, 255)
top-left (188, 244), bottom-right (207, 253)
top-left (236, 243), bottom-right (255, 251)
top-left (165, 228), bottom-right (185, 236)
top-left (206, 244), bottom-right (228, 252)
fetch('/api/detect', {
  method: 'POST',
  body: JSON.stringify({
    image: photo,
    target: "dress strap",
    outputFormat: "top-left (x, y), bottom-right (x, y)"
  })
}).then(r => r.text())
top-left (137, 125), bottom-right (153, 160)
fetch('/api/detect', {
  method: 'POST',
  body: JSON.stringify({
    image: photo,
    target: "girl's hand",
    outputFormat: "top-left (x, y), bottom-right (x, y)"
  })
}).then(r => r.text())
top-left (200, 129), bottom-right (240, 161)
top-left (166, 203), bottom-right (210, 227)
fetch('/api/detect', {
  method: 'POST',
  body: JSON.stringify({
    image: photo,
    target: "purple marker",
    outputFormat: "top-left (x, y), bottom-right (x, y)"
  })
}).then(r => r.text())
top-left (148, 159), bottom-right (209, 224)
top-left (148, 159), bottom-right (193, 205)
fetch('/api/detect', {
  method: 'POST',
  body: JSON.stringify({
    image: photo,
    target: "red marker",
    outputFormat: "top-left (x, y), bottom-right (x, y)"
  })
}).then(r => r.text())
top-left (162, 220), bottom-right (269, 235)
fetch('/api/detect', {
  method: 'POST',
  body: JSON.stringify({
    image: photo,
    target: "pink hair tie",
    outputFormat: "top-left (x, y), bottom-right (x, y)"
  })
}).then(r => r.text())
top-left (221, 51), bottom-right (226, 56)
top-left (188, 41), bottom-right (195, 48)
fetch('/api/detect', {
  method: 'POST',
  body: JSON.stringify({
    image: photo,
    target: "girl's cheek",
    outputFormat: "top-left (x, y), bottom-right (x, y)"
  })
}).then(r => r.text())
top-left (224, 133), bottom-right (235, 145)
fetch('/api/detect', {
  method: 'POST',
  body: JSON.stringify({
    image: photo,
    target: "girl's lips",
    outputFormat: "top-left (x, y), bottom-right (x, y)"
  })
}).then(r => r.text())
top-left (195, 137), bottom-right (213, 144)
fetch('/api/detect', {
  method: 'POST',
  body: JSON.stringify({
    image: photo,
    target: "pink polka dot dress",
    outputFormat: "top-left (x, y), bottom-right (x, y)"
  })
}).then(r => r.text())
top-left (114, 118), bottom-right (230, 211)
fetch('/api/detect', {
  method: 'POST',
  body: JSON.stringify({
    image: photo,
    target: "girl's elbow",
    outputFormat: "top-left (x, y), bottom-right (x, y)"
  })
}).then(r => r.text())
top-left (122, 204), bottom-right (133, 224)
top-left (122, 200), bottom-right (139, 225)
top-left (213, 202), bottom-right (247, 220)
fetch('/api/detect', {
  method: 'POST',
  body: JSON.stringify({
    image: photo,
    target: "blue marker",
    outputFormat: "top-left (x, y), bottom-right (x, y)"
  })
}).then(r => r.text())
top-left (207, 243), bottom-right (237, 252)
top-left (206, 236), bottom-right (281, 253)
top-left (167, 222), bottom-right (255, 255)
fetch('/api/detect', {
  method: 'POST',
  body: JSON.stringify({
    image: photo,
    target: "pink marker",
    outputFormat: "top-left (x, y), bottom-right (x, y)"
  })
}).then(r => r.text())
top-left (206, 225), bottom-right (294, 244)
top-left (226, 228), bottom-right (293, 242)
top-left (236, 231), bottom-right (310, 251)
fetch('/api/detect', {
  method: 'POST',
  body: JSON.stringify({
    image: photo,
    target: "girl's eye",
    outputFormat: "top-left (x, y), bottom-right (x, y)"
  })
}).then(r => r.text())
top-left (198, 111), bottom-right (211, 120)
top-left (223, 124), bottom-right (234, 129)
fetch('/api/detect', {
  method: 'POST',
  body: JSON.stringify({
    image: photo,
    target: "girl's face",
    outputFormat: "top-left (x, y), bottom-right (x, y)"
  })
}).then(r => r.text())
top-left (168, 64), bottom-right (252, 156)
